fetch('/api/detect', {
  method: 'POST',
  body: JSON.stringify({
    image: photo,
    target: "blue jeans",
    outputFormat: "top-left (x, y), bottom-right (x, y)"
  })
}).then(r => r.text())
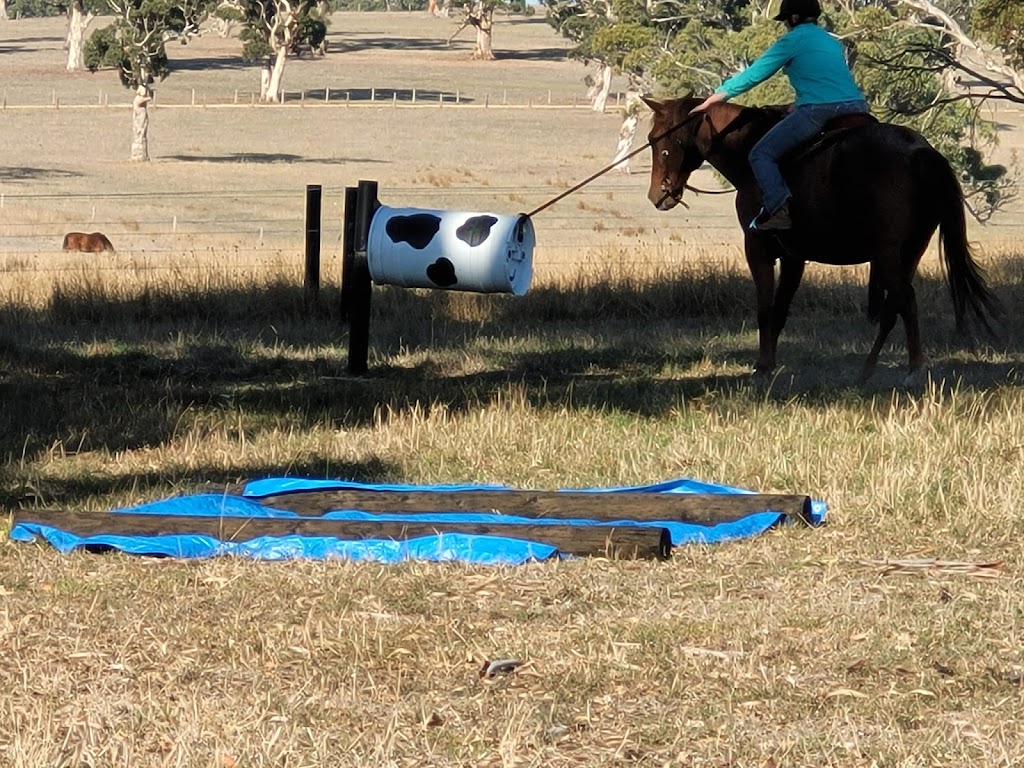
top-left (749, 100), bottom-right (869, 212)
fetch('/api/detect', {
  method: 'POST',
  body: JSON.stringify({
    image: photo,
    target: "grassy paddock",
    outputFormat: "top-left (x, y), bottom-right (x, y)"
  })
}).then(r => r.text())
top-left (2, 241), bottom-right (1024, 767)
top-left (3, 11), bottom-right (1024, 766)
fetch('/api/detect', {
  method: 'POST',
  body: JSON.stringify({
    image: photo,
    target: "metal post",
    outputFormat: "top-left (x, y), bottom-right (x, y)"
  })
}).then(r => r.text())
top-left (342, 181), bottom-right (378, 374)
top-left (304, 184), bottom-right (322, 309)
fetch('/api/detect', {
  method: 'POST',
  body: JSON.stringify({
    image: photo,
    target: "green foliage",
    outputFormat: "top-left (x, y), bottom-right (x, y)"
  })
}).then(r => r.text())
top-left (84, 0), bottom-right (213, 89)
top-left (84, 23), bottom-right (171, 86)
top-left (6, 0), bottom-right (63, 17)
top-left (8, 0), bottom-right (108, 17)
top-left (234, 0), bottom-right (324, 62)
top-left (972, 0), bottom-right (1024, 71)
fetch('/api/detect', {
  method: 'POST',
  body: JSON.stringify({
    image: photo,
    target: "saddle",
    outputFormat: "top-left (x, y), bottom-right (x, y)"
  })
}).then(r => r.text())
top-left (788, 112), bottom-right (879, 163)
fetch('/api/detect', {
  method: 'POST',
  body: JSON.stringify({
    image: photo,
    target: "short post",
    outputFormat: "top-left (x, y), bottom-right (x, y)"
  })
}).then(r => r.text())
top-left (340, 186), bottom-right (358, 322)
top-left (304, 184), bottom-right (322, 310)
top-left (341, 181), bottom-right (378, 374)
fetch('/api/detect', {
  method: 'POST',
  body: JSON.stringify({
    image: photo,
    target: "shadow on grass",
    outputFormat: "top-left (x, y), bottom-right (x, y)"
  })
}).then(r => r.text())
top-left (333, 35), bottom-right (465, 54)
top-left (1, 259), bottom-right (1021, 496)
top-left (169, 56), bottom-right (250, 72)
top-left (0, 167), bottom-right (83, 183)
top-left (0, 456), bottom-right (400, 511)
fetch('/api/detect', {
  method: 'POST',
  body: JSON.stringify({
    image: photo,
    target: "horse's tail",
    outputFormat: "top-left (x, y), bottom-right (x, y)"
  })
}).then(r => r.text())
top-left (926, 150), bottom-right (1002, 336)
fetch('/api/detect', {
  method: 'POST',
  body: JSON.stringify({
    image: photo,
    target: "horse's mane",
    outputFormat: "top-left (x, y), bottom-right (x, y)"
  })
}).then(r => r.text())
top-left (704, 101), bottom-right (792, 146)
top-left (740, 102), bottom-right (791, 130)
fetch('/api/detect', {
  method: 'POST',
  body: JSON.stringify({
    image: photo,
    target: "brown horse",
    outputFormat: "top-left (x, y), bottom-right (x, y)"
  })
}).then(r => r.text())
top-left (63, 231), bottom-right (115, 253)
top-left (643, 95), bottom-right (1001, 384)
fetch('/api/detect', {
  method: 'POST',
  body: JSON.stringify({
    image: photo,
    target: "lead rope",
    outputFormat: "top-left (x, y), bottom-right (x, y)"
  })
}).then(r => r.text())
top-left (524, 142), bottom-right (656, 218)
top-left (522, 111), bottom-right (736, 221)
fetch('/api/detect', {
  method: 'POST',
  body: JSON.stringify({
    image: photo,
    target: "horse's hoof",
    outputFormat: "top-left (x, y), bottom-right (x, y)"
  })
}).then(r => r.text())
top-left (902, 368), bottom-right (927, 389)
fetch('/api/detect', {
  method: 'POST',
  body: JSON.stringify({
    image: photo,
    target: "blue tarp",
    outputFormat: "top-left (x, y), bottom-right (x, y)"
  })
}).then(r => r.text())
top-left (9, 477), bottom-right (826, 565)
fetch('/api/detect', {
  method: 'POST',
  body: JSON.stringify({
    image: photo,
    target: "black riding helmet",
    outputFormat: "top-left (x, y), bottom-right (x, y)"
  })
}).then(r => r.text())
top-left (773, 0), bottom-right (821, 20)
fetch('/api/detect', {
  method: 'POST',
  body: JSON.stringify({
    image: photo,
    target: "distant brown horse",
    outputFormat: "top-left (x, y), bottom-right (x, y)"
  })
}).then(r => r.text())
top-left (63, 231), bottom-right (115, 253)
top-left (643, 95), bottom-right (1001, 384)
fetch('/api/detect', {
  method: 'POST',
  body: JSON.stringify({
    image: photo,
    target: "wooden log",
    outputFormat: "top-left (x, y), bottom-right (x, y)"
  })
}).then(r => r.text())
top-left (13, 509), bottom-right (672, 560)
top-left (250, 489), bottom-right (813, 526)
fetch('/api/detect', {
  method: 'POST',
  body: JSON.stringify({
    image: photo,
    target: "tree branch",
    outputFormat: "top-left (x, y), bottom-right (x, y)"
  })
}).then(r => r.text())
top-left (864, 43), bottom-right (1024, 108)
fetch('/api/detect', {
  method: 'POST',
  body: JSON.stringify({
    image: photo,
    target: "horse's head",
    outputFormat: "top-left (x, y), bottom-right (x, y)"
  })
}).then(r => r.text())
top-left (643, 94), bottom-right (707, 211)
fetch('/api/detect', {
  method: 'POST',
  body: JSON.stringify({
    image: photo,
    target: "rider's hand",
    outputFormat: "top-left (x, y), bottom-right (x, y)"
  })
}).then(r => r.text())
top-left (690, 92), bottom-right (728, 114)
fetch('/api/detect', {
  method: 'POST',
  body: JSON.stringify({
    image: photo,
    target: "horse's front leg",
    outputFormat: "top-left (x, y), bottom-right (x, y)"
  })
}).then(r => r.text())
top-left (746, 238), bottom-right (779, 373)
top-left (772, 255), bottom-right (806, 347)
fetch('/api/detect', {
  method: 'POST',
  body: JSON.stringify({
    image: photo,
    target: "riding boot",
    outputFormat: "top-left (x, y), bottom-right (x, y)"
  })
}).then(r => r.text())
top-left (749, 199), bottom-right (792, 232)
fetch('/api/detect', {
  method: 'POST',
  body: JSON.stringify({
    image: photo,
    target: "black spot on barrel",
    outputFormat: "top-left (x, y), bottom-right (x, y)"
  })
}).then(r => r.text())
top-left (386, 214), bottom-right (441, 249)
top-left (426, 257), bottom-right (458, 288)
top-left (456, 215), bottom-right (498, 247)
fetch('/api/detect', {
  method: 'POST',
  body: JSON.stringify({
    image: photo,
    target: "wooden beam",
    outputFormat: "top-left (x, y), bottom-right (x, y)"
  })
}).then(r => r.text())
top-left (250, 489), bottom-right (813, 526)
top-left (13, 509), bottom-right (672, 561)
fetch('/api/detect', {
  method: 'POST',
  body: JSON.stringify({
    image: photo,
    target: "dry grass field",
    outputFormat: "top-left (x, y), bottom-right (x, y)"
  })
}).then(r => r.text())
top-left (2, 11), bottom-right (1024, 768)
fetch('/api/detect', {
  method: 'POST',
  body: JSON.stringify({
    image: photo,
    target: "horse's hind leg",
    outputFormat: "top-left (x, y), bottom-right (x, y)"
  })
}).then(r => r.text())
top-left (867, 263), bottom-right (884, 323)
top-left (901, 282), bottom-right (925, 386)
top-left (859, 297), bottom-right (899, 384)
top-left (859, 279), bottom-right (923, 385)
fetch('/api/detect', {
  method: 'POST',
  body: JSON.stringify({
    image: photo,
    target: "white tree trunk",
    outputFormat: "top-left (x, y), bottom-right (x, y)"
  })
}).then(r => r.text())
top-left (589, 64), bottom-right (613, 112)
top-left (65, 1), bottom-right (93, 71)
top-left (1, 0), bottom-right (8, 21)
top-left (259, 63), bottom-right (272, 101)
top-left (613, 115), bottom-right (638, 174)
top-left (472, 6), bottom-right (493, 60)
top-left (264, 49), bottom-right (288, 102)
top-left (131, 86), bottom-right (152, 162)
top-left (612, 92), bottom-right (644, 173)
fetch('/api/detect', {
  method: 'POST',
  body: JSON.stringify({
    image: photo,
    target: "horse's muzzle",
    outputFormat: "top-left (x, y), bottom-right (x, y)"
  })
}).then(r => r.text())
top-left (651, 189), bottom-right (681, 211)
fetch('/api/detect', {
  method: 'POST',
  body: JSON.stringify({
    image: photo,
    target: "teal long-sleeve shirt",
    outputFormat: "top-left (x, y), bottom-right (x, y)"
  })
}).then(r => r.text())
top-left (715, 23), bottom-right (863, 106)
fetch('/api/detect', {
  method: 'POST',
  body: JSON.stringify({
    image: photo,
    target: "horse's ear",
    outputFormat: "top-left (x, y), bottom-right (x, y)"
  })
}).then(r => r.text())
top-left (641, 95), bottom-right (661, 112)
top-left (683, 90), bottom-right (694, 100)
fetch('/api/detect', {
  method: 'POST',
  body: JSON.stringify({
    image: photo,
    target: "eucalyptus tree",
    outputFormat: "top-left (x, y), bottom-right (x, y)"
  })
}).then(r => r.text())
top-left (84, 0), bottom-right (212, 160)
top-left (3, 0), bottom-right (107, 69)
top-left (231, 0), bottom-right (327, 102)
top-left (65, 0), bottom-right (113, 70)
top-left (968, 0), bottom-right (1024, 91)
top-left (446, 0), bottom-right (531, 60)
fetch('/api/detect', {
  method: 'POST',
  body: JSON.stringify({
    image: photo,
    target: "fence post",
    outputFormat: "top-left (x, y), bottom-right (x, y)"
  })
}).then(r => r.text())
top-left (341, 181), bottom-right (378, 374)
top-left (304, 184), bottom-right (322, 310)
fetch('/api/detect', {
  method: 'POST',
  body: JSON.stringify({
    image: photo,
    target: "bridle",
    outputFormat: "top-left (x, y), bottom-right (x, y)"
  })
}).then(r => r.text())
top-left (650, 108), bottom-right (713, 209)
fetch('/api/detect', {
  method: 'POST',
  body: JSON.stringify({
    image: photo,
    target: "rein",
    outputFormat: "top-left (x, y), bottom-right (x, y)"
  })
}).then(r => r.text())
top-left (524, 110), bottom-right (734, 219)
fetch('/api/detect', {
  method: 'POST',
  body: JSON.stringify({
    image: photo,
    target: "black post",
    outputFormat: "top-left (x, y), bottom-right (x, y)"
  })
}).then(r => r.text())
top-left (343, 180), bottom-right (378, 374)
top-left (339, 186), bottom-right (358, 322)
top-left (304, 184), bottom-right (322, 309)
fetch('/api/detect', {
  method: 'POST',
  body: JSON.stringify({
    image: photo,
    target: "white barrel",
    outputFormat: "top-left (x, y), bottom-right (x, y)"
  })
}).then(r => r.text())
top-left (367, 206), bottom-right (534, 295)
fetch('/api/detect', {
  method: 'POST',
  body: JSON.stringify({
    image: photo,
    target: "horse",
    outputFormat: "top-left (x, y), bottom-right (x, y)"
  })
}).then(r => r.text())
top-left (62, 231), bottom-right (115, 253)
top-left (643, 95), bottom-right (1001, 384)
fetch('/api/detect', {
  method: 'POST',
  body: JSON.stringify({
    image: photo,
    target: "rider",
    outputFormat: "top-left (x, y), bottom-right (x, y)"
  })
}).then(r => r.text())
top-left (689, 0), bottom-right (869, 232)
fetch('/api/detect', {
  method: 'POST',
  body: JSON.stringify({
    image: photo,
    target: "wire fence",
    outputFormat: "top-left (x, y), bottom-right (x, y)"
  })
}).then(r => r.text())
top-left (0, 86), bottom-right (635, 110)
top-left (3, 181), bottom-right (1022, 282)
top-left (0, 181), bottom-right (755, 269)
